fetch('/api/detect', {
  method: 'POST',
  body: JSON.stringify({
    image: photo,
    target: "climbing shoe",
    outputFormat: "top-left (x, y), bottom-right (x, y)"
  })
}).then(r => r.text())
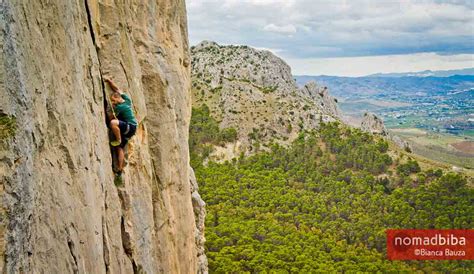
top-left (110, 140), bottom-right (121, 147)
top-left (114, 172), bottom-right (123, 186)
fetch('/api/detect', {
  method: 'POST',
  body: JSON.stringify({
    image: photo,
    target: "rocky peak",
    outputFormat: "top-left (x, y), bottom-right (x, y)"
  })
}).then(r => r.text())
top-left (194, 40), bottom-right (220, 50)
top-left (302, 81), bottom-right (341, 118)
top-left (191, 42), bottom-right (341, 160)
top-left (360, 112), bottom-right (412, 152)
top-left (361, 112), bottom-right (388, 135)
top-left (191, 41), bottom-right (296, 91)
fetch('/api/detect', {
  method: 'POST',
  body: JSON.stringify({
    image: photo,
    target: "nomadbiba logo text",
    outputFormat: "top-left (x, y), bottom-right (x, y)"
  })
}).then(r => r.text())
top-left (386, 229), bottom-right (474, 260)
top-left (394, 234), bottom-right (466, 247)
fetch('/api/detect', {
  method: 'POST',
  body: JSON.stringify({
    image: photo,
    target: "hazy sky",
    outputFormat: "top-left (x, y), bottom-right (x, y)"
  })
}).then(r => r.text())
top-left (186, 0), bottom-right (474, 76)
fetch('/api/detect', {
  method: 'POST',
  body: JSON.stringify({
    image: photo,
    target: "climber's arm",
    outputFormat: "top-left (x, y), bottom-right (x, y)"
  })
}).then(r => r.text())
top-left (104, 78), bottom-right (123, 94)
top-left (106, 106), bottom-right (115, 121)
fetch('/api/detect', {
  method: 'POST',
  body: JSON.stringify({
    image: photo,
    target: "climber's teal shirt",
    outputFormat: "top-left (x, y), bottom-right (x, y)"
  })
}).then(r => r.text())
top-left (114, 94), bottom-right (137, 125)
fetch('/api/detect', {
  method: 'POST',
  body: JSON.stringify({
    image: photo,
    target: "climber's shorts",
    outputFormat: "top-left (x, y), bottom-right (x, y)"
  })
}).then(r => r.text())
top-left (118, 120), bottom-right (137, 148)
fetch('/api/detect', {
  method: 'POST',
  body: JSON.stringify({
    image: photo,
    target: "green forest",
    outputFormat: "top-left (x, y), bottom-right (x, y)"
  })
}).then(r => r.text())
top-left (190, 105), bottom-right (474, 273)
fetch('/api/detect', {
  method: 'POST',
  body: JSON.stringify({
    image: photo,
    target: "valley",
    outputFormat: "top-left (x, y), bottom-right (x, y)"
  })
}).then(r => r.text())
top-left (295, 74), bottom-right (474, 169)
top-left (190, 42), bottom-right (473, 272)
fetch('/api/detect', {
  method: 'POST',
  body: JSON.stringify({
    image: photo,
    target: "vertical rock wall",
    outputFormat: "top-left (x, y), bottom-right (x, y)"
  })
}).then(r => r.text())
top-left (0, 0), bottom-right (206, 273)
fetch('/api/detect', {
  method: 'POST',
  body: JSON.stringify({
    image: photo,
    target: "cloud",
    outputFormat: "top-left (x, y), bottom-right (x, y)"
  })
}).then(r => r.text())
top-left (263, 24), bottom-right (297, 35)
top-left (187, 0), bottom-right (474, 74)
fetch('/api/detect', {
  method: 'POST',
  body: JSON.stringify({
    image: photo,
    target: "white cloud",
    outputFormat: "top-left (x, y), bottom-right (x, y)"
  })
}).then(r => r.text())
top-left (263, 24), bottom-right (297, 35)
top-left (187, 0), bottom-right (474, 74)
top-left (286, 53), bottom-right (474, 76)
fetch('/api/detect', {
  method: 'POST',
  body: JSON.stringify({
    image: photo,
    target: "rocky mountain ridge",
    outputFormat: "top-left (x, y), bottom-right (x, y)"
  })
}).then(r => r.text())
top-left (191, 41), bottom-right (341, 160)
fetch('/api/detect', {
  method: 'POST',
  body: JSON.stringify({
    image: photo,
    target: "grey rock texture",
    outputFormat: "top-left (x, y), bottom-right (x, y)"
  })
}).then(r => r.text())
top-left (360, 112), bottom-right (411, 152)
top-left (390, 135), bottom-right (412, 152)
top-left (191, 41), bottom-right (341, 158)
top-left (361, 112), bottom-right (388, 135)
top-left (0, 0), bottom-right (206, 273)
top-left (189, 167), bottom-right (208, 274)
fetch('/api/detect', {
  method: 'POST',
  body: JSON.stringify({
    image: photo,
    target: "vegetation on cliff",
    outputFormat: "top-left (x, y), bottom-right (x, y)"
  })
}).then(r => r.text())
top-left (0, 113), bottom-right (16, 139)
top-left (190, 105), bottom-right (238, 167)
top-left (190, 109), bottom-right (474, 272)
top-left (190, 41), bottom-right (341, 155)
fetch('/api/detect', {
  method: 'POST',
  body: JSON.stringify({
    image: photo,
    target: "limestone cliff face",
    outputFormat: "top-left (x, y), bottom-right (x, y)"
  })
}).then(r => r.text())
top-left (0, 0), bottom-right (206, 273)
top-left (191, 41), bottom-right (341, 159)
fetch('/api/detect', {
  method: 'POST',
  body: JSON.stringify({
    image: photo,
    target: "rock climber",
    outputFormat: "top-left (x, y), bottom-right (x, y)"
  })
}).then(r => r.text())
top-left (105, 78), bottom-right (137, 179)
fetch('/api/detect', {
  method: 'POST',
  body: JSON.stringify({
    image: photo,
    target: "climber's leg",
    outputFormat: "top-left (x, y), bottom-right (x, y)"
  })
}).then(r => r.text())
top-left (117, 146), bottom-right (125, 172)
top-left (110, 119), bottom-right (122, 146)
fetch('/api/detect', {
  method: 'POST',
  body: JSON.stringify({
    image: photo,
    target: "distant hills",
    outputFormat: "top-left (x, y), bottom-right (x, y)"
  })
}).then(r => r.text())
top-left (366, 68), bottom-right (474, 78)
top-left (295, 70), bottom-right (474, 168)
top-left (294, 74), bottom-right (474, 99)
